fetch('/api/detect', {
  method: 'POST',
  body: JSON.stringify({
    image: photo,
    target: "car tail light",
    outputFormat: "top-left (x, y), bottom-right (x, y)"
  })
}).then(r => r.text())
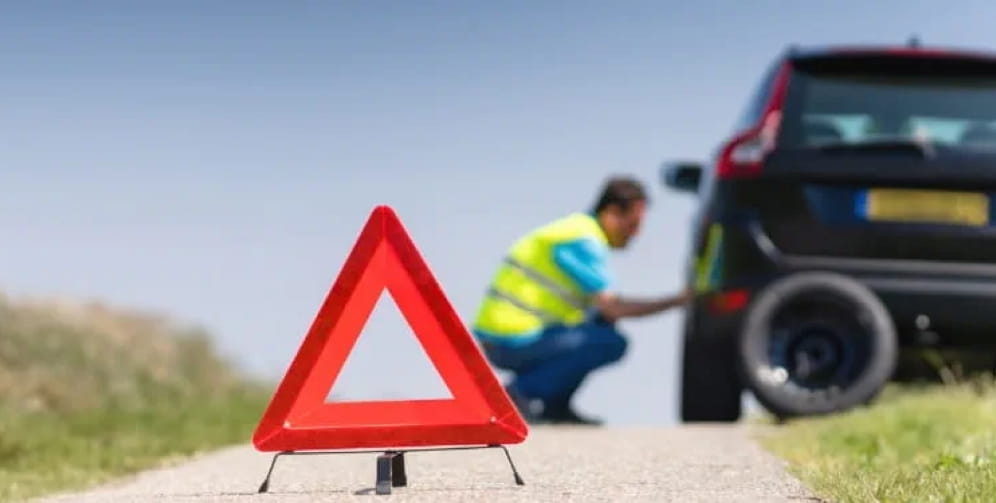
top-left (709, 288), bottom-right (751, 313)
top-left (716, 64), bottom-right (792, 180)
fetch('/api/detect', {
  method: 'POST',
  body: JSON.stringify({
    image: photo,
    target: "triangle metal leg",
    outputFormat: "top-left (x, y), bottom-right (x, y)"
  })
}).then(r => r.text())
top-left (255, 445), bottom-right (524, 495)
top-left (257, 451), bottom-right (290, 493)
top-left (495, 444), bottom-right (525, 485)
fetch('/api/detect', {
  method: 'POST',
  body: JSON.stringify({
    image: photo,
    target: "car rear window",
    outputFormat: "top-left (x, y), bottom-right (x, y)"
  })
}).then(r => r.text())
top-left (777, 54), bottom-right (996, 151)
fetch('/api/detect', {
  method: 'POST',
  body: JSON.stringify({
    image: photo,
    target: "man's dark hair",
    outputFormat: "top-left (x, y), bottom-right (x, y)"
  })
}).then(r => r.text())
top-left (591, 176), bottom-right (648, 214)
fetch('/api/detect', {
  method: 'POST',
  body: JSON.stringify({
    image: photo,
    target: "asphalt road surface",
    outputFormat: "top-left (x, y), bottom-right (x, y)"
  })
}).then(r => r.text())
top-left (34, 425), bottom-right (818, 502)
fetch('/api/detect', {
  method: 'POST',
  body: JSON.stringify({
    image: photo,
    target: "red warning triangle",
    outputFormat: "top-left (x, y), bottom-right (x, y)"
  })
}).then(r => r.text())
top-left (252, 205), bottom-right (528, 452)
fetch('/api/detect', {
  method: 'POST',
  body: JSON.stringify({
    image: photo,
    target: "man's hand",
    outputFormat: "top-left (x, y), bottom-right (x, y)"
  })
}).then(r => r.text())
top-left (673, 287), bottom-right (695, 306)
top-left (592, 288), bottom-right (694, 322)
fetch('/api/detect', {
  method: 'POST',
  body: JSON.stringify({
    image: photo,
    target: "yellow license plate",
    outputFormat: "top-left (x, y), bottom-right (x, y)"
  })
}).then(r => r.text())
top-left (865, 188), bottom-right (990, 226)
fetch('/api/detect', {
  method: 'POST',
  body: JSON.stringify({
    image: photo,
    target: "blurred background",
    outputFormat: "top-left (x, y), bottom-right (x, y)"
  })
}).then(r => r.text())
top-left (3, 0), bottom-right (996, 426)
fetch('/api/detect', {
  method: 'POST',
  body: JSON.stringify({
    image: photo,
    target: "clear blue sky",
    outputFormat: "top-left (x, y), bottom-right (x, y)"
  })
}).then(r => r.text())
top-left (3, 1), bottom-right (995, 425)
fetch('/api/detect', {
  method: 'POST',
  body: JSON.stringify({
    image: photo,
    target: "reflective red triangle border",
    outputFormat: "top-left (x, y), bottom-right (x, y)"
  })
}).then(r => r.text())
top-left (252, 205), bottom-right (528, 451)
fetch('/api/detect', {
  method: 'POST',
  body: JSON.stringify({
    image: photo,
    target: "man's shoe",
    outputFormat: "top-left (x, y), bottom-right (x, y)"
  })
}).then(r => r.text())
top-left (504, 385), bottom-right (544, 423)
top-left (539, 406), bottom-right (604, 426)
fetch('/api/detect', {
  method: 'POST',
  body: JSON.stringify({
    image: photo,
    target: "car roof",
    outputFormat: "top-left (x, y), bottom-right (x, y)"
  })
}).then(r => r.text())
top-left (785, 43), bottom-right (996, 64)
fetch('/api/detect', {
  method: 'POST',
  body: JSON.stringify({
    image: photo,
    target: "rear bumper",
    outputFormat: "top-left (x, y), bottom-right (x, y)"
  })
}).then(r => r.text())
top-left (688, 221), bottom-right (996, 347)
top-left (870, 282), bottom-right (996, 346)
top-left (803, 268), bottom-right (996, 347)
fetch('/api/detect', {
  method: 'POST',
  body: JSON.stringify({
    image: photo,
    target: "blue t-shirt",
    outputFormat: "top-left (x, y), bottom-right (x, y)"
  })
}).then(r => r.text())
top-left (552, 237), bottom-right (613, 294)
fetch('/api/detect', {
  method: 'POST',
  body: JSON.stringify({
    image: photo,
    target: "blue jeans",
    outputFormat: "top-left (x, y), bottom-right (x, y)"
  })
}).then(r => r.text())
top-left (479, 318), bottom-right (628, 411)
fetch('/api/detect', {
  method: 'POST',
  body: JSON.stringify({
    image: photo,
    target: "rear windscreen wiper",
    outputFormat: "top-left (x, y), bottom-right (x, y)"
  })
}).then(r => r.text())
top-left (811, 138), bottom-right (936, 158)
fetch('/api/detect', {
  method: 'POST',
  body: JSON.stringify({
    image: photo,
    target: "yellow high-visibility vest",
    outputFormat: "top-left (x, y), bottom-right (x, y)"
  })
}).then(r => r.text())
top-left (473, 212), bottom-right (609, 341)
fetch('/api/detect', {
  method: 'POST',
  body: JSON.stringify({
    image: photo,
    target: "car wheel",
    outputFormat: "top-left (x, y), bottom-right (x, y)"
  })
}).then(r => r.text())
top-left (680, 332), bottom-right (743, 423)
top-left (738, 271), bottom-right (897, 419)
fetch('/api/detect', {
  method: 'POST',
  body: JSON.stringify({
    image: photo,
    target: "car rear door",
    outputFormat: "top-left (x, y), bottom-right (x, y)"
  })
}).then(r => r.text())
top-left (745, 51), bottom-right (996, 265)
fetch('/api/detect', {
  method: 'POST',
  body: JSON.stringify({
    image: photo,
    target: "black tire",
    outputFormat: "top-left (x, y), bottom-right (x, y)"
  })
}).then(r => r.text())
top-left (738, 271), bottom-right (897, 419)
top-left (680, 333), bottom-right (743, 422)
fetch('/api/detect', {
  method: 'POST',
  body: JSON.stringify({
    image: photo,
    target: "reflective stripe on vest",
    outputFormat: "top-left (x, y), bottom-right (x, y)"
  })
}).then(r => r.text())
top-left (502, 256), bottom-right (588, 310)
top-left (485, 286), bottom-right (561, 324)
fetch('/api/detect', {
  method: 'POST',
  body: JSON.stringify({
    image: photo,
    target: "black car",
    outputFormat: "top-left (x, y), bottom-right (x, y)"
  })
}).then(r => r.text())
top-left (662, 42), bottom-right (996, 422)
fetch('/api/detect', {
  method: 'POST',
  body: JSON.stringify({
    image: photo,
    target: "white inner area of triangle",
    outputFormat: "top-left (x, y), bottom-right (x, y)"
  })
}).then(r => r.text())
top-left (325, 288), bottom-right (455, 402)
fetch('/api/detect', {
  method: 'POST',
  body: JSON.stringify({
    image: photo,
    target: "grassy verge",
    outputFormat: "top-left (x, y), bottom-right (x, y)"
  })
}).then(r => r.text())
top-left (0, 294), bottom-right (272, 502)
top-left (0, 390), bottom-right (269, 502)
top-left (759, 379), bottom-right (996, 503)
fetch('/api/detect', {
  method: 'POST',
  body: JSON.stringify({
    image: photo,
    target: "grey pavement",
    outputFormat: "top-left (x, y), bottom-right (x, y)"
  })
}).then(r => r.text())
top-left (33, 425), bottom-right (820, 502)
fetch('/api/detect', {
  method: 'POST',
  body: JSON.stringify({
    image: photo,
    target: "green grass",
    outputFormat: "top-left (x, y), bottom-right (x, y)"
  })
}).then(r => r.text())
top-left (0, 294), bottom-right (273, 502)
top-left (759, 379), bottom-right (996, 503)
top-left (0, 390), bottom-right (269, 502)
